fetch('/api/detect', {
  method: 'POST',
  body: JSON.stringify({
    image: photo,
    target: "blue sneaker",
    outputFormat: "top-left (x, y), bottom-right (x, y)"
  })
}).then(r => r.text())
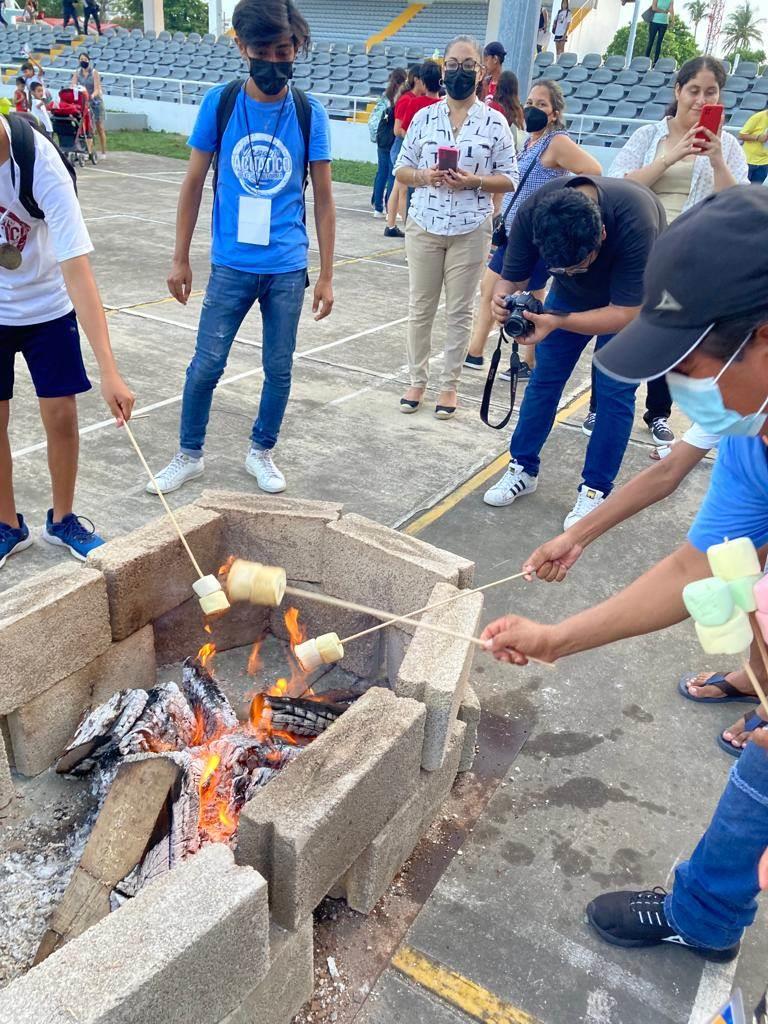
top-left (42, 510), bottom-right (105, 561)
top-left (0, 514), bottom-right (34, 569)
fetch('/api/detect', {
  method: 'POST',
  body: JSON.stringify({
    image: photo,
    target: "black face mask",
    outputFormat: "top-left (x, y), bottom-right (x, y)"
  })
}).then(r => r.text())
top-left (524, 106), bottom-right (549, 133)
top-left (443, 68), bottom-right (477, 101)
top-left (80, 59), bottom-right (90, 68)
top-left (249, 58), bottom-right (293, 96)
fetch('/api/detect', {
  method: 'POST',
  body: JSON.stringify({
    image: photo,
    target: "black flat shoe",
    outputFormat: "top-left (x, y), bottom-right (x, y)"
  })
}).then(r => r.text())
top-left (434, 404), bottom-right (457, 420)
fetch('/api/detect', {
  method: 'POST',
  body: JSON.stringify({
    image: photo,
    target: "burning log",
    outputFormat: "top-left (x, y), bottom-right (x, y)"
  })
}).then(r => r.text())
top-left (118, 682), bottom-right (196, 756)
top-left (182, 657), bottom-right (238, 742)
top-left (265, 694), bottom-right (350, 737)
top-left (56, 689), bottom-right (149, 775)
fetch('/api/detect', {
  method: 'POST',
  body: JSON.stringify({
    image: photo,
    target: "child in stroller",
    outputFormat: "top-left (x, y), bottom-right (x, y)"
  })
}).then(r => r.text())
top-left (50, 87), bottom-right (97, 165)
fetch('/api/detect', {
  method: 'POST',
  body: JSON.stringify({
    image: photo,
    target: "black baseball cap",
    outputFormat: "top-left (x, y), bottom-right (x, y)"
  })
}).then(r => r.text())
top-left (594, 186), bottom-right (768, 383)
top-left (484, 41), bottom-right (507, 60)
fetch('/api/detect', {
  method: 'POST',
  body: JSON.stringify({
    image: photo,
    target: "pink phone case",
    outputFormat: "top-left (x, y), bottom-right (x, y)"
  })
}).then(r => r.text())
top-left (437, 146), bottom-right (460, 171)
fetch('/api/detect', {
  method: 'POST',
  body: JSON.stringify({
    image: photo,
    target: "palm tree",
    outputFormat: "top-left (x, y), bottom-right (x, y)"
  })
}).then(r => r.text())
top-left (721, 1), bottom-right (766, 57)
top-left (685, 0), bottom-right (710, 41)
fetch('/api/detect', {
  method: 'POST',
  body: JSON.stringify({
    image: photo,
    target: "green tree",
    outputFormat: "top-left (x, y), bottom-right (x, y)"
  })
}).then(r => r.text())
top-left (721, 1), bottom-right (766, 57)
top-left (684, 0), bottom-right (710, 41)
top-left (110, 0), bottom-right (210, 34)
top-left (604, 17), bottom-right (700, 65)
top-left (730, 46), bottom-right (766, 62)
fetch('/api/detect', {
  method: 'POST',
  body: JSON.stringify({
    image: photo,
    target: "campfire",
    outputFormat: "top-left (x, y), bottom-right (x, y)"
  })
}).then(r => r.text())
top-left (48, 607), bottom-right (357, 942)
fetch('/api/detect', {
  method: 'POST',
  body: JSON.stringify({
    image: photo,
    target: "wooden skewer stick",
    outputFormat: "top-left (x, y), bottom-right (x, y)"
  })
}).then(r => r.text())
top-left (283, 584), bottom-right (556, 669)
top-left (339, 570), bottom-right (531, 645)
top-left (122, 420), bottom-right (206, 580)
top-left (746, 615), bottom-right (768, 719)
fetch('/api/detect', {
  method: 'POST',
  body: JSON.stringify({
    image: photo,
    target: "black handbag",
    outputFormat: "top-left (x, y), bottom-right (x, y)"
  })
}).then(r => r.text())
top-left (491, 142), bottom-right (550, 250)
top-left (642, 7), bottom-right (653, 21)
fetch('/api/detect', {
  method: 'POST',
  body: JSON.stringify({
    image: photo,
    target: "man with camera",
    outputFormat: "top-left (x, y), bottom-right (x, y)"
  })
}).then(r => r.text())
top-left (484, 176), bottom-right (665, 528)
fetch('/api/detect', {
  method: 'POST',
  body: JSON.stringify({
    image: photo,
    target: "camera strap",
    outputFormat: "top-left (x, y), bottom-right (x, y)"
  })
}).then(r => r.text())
top-left (480, 327), bottom-right (520, 430)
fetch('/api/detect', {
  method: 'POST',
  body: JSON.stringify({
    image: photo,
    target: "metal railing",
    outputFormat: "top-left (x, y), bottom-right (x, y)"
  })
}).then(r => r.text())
top-left (43, 67), bottom-right (379, 112)
top-left (566, 111), bottom-right (743, 144)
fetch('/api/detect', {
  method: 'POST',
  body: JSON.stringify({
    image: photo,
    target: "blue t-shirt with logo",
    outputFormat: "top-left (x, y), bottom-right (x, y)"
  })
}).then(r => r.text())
top-left (188, 84), bottom-right (331, 274)
top-left (688, 437), bottom-right (768, 553)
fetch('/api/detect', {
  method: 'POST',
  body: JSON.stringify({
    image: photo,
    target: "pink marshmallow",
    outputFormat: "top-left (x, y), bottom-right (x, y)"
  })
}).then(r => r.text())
top-left (757, 609), bottom-right (768, 643)
top-left (754, 575), bottom-right (768, 614)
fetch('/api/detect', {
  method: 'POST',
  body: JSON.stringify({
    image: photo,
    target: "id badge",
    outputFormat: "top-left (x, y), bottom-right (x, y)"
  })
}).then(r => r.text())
top-left (237, 196), bottom-right (271, 246)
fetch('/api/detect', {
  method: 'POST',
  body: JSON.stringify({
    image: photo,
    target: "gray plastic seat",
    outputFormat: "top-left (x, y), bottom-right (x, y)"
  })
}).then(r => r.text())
top-left (597, 118), bottom-right (623, 136)
top-left (752, 77), bottom-right (768, 94)
top-left (626, 84), bottom-right (652, 103)
top-left (172, 31), bottom-right (186, 42)
top-left (534, 51), bottom-right (554, 68)
top-left (630, 56), bottom-right (652, 72)
top-left (406, 47), bottom-right (423, 60)
top-left (559, 81), bottom-right (575, 96)
top-left (369, 43), bottom-right (386, 56)
top-left (727, 108), bottom-right (752, 128)
top-left (581, 52), bottom-right (602, 70)
top-left (541, 64), bottom-right (565, 80)
top-left (331, 52), bottom-right (350, 66)
top-left (582, 134), bottom-right (607, 146)
top-left (565, 65), bottom-right (588, 82)
top-left (586, 99), bottom-right (611, 116)
top-left (349, 66), bottom-right (369, 82)
top-left (386, 43), bottom-right (405, 57)
top-left (350, 54), bottom-right (368, 67)
top-left (350, 80), bottom-right (370, 96)
top-left (640, 102), bottom-right (665, 120)
top-left (143, 88), bottom-right (162, 101)
top-left (330, 80), bottom-right (350, 95)
top-left (655, 85), bottom-right (674, 106)
top-left (611, 136), bottom-right (627, 147)
top-left (720, 90), bottom-right (737, 111)
top-left (642, 70), bottom-right (665, 88)
top-left (348, 42), bottom-right (366, 55)
top-left (368, 55), bottom-right (387, 69)
top-left (294, 63), bottom-right (311, 78)
top-left (605, 55), bottom-right (626, 71)
top-left (313, 51), bottom-right (331, 65)
top-left (737, 61), bottom-right (758, 79)
top-left (557, 52), bottom-right (578, 68)
top-left (370, 68), bottom-right (389, 85)
top-left (590, 67), bottom-right (615, 85)
top-left (600, 83), bottom-right (624, 103)
top-left (726, 75), bottom-right (748, 93)
top-left (654, 57), bottom-right (677, 73)
top-left (615, 69), bottom-right (639, 87)
top-left (613, 99), bottom-right (639, 120)
top-left (574, 81), bottom-right (599, 100)
top-left (741, 92), bottom-right (767, 111)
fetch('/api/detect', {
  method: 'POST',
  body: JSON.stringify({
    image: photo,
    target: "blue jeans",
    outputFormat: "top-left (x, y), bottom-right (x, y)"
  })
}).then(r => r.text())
top-left (509, 291), bottom-right (638, 495)
top-left (179, 264), bottom-right (306, 454)
top-left (666, 741), bottom-right (768, 949)
top-left (372, 144), bottom-right (394, 212)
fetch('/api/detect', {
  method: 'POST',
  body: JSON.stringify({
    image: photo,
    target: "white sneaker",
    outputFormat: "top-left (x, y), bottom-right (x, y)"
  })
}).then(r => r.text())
top-left (146, 452), bottom-right (204, 494)
top-left (483, 461), bottom-right (538, 507)
top-left (245, 448), bottom-right (286, 493)
top-left (373, 210), bottom-right (385, 219)
top-left (563, 484), bottom-right (605, 530)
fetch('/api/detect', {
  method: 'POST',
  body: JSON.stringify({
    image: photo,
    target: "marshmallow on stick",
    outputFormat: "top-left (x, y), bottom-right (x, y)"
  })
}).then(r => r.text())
top-left (707, 537), bottom-right (761, 581)
top-left (226, 558), bottom-right (287, 607)
top-left (686, 538), bottom-right (761, 656)
top-left (294, 633), bottom-right (345, 672)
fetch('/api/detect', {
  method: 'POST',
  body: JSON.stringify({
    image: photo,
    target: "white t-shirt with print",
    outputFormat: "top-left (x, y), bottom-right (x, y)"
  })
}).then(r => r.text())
top-left (0, 117), bottom-right (92, 326)
top-left (31, 99), bottom-right (53, 134)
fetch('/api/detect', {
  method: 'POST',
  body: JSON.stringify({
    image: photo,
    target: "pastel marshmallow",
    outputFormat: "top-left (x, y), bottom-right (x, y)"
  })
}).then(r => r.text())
top-left (226, 559), bottom-right (287, 607)
top-left (294, 633), bottom-right (344, 672)
top-left (193, 574), bottom-right (225, 598)
top-left (729, 574), bottom-right (763, 614)
top-left (753, 574), bottom-right (768, 614)
top-left (695, 607), bottom-right (753, 656)
top-left (707, 538), bottom-right (761, 582)
top-left (199, 590), bottom-right (231, 617)
top-left (756, 610), bottom-right (768, 643)
top-left (682, 577), bottom-right (734, 626)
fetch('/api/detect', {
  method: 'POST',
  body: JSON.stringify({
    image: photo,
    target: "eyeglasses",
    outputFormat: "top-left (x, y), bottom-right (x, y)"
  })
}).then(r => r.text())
top-left (443, 58), bottom-right (480, 72)
top-left (548, 248), bottom-right (600, 276)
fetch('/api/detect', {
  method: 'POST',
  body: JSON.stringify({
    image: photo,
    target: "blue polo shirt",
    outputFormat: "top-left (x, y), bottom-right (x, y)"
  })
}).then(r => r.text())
top-left (688, 437), bottom-right (768, 552)
top-left (189, 84), bottom-right (331, 274)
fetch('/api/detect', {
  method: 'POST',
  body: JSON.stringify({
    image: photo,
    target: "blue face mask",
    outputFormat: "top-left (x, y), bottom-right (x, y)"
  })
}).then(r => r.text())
top-left (667, 331), bottom-right (768, 437)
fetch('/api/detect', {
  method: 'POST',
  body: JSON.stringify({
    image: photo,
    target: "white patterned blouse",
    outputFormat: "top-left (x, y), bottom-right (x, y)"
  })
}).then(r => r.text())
top-left (607, 118), bottom-right (749, 213)
top-left (394, 98), bottom-right (519, 236)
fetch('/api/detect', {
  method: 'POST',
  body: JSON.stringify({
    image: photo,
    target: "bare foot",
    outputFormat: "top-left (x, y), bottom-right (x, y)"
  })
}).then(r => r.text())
top-left (721, 706), bottom-right (768, 751)
top-left (685, 669), bottom-right (754, 700)
top-left (403, 386), bottom-right (425, 403)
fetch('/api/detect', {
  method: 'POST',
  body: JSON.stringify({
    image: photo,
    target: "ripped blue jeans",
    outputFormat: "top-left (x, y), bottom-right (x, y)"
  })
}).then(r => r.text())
top-left (666, 740), bottom-right (768, 949)
top-left (179, 264), bottom-right (306, 454)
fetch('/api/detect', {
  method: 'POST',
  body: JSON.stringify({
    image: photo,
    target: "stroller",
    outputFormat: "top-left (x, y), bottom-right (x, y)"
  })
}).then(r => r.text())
top-left (51, 88), bottom-right (96, 166)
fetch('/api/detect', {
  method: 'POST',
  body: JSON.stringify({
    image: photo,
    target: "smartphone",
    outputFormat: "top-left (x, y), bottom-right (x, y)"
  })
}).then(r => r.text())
top-left (695, 103), bottom-right (724, 146)
top-left (437, 145), bottom-right (460, 171)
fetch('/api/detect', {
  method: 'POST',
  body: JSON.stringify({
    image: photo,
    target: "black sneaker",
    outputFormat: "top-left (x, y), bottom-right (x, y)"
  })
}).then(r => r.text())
top-left (384, 226), bottom-right (405, 238)
top-left (464, 353), bottom-right (484, 370)
top-left (582, 411), bottom-right (596, 436)
top-left (586, 888), bottom-right (740, 962)
top-left (648, 417), bottom-right (675, 445)
top-left (499, 361), bottom-right (531, 382)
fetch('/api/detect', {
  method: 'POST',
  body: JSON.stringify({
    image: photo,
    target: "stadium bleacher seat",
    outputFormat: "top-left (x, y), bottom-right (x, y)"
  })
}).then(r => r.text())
top-left (752, 77), bottom-right (768, 94)
top-left (590, 67), bottom-right (615, 85)
top-left (655, 86), bottom-right (674, 106)
top-left (574, 82), bottom-right (599, 100)
top-left (600, 84), bottom-right (624, 104)
top-left (642, 71), bottom-right (665, 88)
top-left (565, 65), bottom-right (589, 83)
top-left (630, 56), bottom-right (652, 73)
top-left (655, 57), bottom-right (677, 73)
top-left (721, 91), bottom-right (737, 110)
top-left (627, 84), bottom-right (652, 104)
top-left (557, 52), bottom-right (578, 68)
top-left (736, 61), bottom-right (758, 79)
top-left (741, 92), bottom-right (767, 111)
top-left (728, 108), bottom-right (752, 127)
top-left (726, 75), bottom-right (748, 93)
top-left (541, 65), bottom-right (565, 80)
top-left (559, 81), bottom-right (574, 96)
top-left (640, 102), bottom-right (665, 120)
top-left (534, 51), bottom-right (554, 68)
top-left (605, 56), bottom-right (626, 72)
top-left (582, 53), bottom-right (602, 71)
top-left (615, 69), bottom-right (639, 87)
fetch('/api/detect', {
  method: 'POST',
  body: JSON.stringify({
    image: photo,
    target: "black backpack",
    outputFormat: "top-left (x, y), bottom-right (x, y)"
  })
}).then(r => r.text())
top-left (377, 103), bottom-right (395, 150)
top-left (212, 80), bottom-right (312, 200)
top-left (7, 112), bottom-right (77, 220)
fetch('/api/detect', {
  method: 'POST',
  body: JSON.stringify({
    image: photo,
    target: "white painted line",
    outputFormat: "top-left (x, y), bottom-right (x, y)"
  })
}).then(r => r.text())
top-left (686, 958), bottom-right (740, 1024)
top-left (11, 311), bottom-right (410, 460)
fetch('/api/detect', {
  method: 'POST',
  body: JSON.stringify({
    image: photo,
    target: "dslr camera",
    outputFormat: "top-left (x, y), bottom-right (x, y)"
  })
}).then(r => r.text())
top-left (502, 291), bottom-right (543, 338)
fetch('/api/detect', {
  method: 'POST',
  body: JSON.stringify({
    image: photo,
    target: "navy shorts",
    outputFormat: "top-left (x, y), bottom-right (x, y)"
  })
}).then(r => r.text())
top-left (489, 241), bottom-right (550, 291)
top-left (0, 310), bottom-right (92, 401)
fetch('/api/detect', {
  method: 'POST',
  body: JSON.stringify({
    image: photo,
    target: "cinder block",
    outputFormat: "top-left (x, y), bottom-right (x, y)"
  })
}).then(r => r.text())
top-left (457, 683), bottom-right (481, 773)
top-left (196, 491), bottom-right (343, 583)
top-left (221, 918), bottom-right (313, 1024)
top-left (236, 687), bottom-right (425, 931)
top-left (89, 506), bottom-right (226, 641)
top-left (0, 727), bottom-right (14, 811)
top-left (8, 626), bottom-right (156, 777)
top-left (0, 564), bottom-right (111, 715)
top-left (0, 845), bottom-right (270, 1024)
top-left (153, 595), bottom-right (270, 667)
top-left (341, 720), bottom-right (465, 914)
top-left (396, 583), bottom-right (483, 771)
top-left (323, 514), bottom-right (475, 633)
top-left (270, 581), bottom-right (382, 680)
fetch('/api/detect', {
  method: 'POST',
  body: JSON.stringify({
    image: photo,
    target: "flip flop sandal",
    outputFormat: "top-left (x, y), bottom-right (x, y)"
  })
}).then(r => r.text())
top-left (716, 710), bottom-right (768, 758)
top-left (678, 672), bottom-right (760, 705)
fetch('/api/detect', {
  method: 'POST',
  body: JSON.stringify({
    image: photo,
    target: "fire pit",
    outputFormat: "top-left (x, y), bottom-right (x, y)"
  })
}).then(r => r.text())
top-left (0, 493), bottom-right (483, 1024)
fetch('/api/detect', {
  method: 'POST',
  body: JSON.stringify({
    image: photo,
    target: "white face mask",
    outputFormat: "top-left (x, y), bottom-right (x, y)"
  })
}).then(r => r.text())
top-left (667, 330), bottom-right (768, 438)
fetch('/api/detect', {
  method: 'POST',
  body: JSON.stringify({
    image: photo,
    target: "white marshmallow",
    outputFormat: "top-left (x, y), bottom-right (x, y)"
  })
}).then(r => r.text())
top-left (226, 559), bottom-right (287, 607)
top-left (294, 633), bottom-right (344, 672)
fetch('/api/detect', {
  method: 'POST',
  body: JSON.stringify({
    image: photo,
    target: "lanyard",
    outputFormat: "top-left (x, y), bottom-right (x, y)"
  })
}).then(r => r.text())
top-left (241, 85), bottom-right (289, 194)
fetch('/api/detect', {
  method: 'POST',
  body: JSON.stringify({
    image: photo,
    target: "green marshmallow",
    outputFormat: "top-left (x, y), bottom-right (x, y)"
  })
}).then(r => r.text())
top-left (682, 577), bottom-right (735, 626)
top-left (729, 574), bottom-right (763, 613)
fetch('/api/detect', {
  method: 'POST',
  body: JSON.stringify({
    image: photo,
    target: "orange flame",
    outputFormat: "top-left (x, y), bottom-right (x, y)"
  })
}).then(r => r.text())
top-left (218, 805), bottom-right (235, 830)
top-left (203, 623), bottom-right (212, 635)
top-left (269, 677), bottom-right (289, 697)
top-left (218, 555), bottom-right (236, 580)
top-left (197, 642), bottom-right (216, 668)
top-left (199, 752), bottom-right (220, 790)
top-left (283, 607), bottom-right (306, 650)
top-left (247, 639), bottom-right (263, 676)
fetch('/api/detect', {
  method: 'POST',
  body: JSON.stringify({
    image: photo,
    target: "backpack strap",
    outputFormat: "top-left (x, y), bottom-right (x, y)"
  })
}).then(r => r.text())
top-left (291, 83), bottom-right (312, 192)
top-left (212, 78), bottom-right (243, 193)
top-left (7, 112), bottom-right (44, 219)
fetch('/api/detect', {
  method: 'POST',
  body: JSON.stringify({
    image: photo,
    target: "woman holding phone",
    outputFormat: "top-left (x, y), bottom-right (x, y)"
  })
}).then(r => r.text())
top-left (588, 55), bottom-right (748, 447)
top-left (394, 35), bottom-right (518, 420)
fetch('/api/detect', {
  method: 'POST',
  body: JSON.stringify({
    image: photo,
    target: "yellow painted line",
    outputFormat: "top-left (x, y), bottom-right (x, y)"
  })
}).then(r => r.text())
top-left (404, 386), bottom-right (592, 536)
top-left (392, 946), bottom-right (544, 1024)
top-left (366, 2), bottom-right (426, 50)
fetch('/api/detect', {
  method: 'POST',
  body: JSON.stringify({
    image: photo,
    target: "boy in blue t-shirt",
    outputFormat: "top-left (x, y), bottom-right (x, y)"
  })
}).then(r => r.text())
top-left (149, 0), bottom-right (334, 496)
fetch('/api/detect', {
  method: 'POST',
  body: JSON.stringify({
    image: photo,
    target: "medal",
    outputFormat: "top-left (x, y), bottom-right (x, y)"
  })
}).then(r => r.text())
top-left (0, 243), bottom-right (22, 270)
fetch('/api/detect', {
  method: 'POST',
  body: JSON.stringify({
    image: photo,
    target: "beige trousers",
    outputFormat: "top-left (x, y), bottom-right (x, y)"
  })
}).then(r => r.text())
top-left (404, 216), bottom-right (492, 391)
